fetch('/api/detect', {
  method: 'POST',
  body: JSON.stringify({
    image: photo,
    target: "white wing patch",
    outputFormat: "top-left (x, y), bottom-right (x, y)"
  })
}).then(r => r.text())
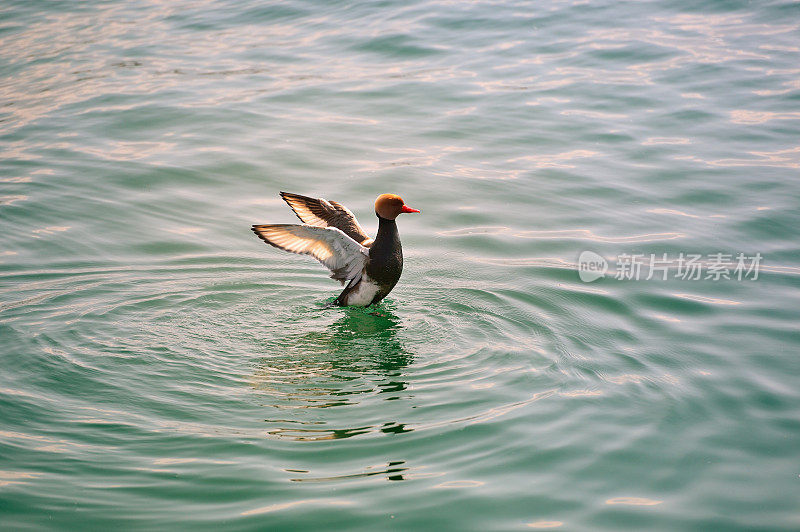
top-left (251, 224), bottom-right (369, 283)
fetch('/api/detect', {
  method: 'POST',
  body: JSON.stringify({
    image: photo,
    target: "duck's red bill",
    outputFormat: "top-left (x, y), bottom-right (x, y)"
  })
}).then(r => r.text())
top-left (401, 205), bottom-right (421, 213)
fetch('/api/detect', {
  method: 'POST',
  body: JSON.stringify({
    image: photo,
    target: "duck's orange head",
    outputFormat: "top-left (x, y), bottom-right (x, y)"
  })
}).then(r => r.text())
top-left (375, 194), bottom-right (420, 220)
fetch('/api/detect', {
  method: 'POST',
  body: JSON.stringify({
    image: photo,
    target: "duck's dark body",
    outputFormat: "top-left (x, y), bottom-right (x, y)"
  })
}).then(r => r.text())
top-left (334, 216), bottom-right (403, 307)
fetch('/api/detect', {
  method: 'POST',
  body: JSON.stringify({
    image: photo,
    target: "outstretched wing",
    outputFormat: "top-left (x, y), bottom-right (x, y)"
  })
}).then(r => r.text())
top-left (251, 224), bottom-right (368, 283)
top-left (280, 192), bottom-right (372, 246)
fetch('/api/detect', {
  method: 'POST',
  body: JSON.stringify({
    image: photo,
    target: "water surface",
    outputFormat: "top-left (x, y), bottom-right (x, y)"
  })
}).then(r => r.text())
top-left (1, 0), bottom-right (799, 529)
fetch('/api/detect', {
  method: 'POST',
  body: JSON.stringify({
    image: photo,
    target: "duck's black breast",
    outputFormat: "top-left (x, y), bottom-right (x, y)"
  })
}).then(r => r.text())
top-left (365, 215), bottom-right (403, 303)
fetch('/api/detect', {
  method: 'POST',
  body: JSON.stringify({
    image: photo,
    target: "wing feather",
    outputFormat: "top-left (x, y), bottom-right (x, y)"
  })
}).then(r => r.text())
top-left (280, 192), bottom-right (372, 246)
top-left (251, 224), bottom-right (369, 283)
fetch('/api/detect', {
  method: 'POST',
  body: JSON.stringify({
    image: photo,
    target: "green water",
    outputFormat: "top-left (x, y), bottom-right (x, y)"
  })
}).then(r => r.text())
top-left (2, 0), bottom-right (799, 529)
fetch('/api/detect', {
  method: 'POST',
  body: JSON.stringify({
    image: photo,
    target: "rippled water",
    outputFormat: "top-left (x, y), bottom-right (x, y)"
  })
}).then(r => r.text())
top-left (2, 0), bottom-right (800, 529)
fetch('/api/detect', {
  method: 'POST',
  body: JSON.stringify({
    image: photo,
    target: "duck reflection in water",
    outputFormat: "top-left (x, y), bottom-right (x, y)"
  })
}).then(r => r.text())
top-left (251, 303), bottom-right (414, 442)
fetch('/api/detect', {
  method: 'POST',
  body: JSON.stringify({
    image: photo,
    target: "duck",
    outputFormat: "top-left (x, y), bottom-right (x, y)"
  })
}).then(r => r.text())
top-left (252, 192), bottom-right (420, 306)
